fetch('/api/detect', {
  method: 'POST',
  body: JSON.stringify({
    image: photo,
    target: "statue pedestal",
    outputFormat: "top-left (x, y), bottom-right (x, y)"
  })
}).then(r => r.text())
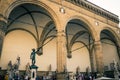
top-left (57, 73), bottom-right (68, 80)
top-left (30, 65), bottom-right (38, 80)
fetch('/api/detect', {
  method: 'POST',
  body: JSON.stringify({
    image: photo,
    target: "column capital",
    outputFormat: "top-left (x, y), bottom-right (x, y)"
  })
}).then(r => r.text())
top-left (94, 41), bottom-right (102, 49)
top-left (94, 40), bottom-right (101, 45)
top-left (57, 30), bottom-right (66, 37)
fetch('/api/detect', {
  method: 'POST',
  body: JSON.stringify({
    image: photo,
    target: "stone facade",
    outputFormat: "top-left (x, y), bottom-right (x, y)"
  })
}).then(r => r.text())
top-left (0, 0), bottom-right (119, 75)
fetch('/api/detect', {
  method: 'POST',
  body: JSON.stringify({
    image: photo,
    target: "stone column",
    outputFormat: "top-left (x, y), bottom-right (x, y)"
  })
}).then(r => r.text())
top-left (0, 15), bottom-right (7, 57)
top-left (89, 51), bottom-right (95, 72)
top-left (94, 41), bottom-right (103, 74)
top-left (57, 30), bottom-right (67, 80)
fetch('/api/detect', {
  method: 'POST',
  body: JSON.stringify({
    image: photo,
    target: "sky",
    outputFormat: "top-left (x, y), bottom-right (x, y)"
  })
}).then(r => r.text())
top-left (87, 0), bottom-right (120, 26)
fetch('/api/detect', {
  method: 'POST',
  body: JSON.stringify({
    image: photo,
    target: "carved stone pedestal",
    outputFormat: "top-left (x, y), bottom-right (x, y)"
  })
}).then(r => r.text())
top-left (30, 65), bottom-right (38, 80)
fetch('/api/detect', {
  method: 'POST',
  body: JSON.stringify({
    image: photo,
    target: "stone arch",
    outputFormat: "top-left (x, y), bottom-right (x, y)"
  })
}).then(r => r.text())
top-left (3, 1), bottom-right (59, 53)
top-left (100, 27), bottom-right (120, 71)
top-left (4, 0), bottom-right (60, 30)
top-left (0, 0), bottom-right (58, 70)
top-left (65, 15), bottom-right (97, 58)
top-left (100, 27), bottom-right (120, 46)
top-left (65, 15), bottom-right (97, 72)
top-left (65, 15), bottom-right (97, 41)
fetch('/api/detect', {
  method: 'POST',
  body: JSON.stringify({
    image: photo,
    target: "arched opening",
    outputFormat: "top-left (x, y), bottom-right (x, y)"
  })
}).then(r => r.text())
top-left (0, 3), bottom-right (57, 71)
top-left (66, 19), bottom-right (94, 72)
top-left (100, 29), bottom-right (120, 71)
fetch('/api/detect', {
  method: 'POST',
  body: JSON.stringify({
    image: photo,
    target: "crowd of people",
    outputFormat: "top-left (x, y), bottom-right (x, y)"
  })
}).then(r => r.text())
top-left (0, 71), bottom-right (97, 80)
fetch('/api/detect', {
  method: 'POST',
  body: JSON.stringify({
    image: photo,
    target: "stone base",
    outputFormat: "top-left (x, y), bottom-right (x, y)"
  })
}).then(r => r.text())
top-left (57, 73), bottom-right (67, 80)
top-left (30, 65), bottom-right (38, 69)
top-left (30, 65), bottom-right (38, 80)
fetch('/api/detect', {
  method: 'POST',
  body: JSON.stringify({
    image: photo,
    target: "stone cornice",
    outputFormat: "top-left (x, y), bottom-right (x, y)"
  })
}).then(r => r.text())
top-left (65, 0), bottom-right (119, 23)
